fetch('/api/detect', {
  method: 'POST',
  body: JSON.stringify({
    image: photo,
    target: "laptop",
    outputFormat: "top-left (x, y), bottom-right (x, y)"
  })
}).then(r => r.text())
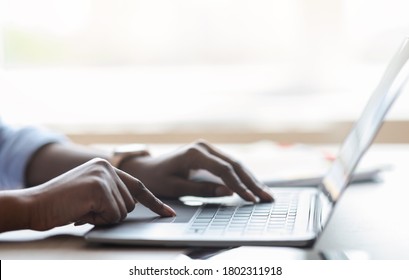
top-left (86, 38), bottom-right (409, 247)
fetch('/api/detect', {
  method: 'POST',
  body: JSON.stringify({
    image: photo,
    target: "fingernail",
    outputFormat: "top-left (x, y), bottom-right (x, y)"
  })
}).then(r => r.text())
top-left (245, 190), bottom-right (258, 203)
top-left (163, 203), bottom-right (177, 217)
top-left (262, 188), bottom-right (275, 202)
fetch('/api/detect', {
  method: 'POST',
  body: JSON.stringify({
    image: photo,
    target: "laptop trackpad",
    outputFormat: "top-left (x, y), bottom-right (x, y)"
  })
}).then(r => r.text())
top-left (126, 200), bottom-right (199, 223)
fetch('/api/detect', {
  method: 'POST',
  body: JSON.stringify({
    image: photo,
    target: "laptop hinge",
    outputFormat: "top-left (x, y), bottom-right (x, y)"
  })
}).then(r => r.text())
top-left (315, 192), bottom-right (334, 232)
top-left (311, 193), bottom-right (323, 233)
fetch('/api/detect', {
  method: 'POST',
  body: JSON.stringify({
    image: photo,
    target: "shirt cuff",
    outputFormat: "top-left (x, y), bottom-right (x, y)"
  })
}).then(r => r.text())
top-left (0, 126), bottom-right (68, 189)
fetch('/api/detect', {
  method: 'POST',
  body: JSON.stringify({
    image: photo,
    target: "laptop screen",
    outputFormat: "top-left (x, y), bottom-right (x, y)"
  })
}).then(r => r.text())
top-left (320, 38), bottom-right (409, 203)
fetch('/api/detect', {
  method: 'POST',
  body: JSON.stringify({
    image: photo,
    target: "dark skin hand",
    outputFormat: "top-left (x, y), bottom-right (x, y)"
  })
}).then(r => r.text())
top-left (0, 139), bottom-right (273, 233)
top-left (120, 140), bottom-right (274, 202)
top-left (0, 158), bottom-right (175, 232)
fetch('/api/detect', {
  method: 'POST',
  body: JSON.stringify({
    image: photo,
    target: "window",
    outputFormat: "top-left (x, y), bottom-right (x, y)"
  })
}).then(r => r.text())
top-left (1, 0), bottom-right (409, 143)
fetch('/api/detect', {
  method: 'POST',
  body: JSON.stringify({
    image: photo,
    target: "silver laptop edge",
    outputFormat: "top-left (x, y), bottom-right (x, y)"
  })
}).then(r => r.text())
top-left (317, 37), bottom-right (409, 233)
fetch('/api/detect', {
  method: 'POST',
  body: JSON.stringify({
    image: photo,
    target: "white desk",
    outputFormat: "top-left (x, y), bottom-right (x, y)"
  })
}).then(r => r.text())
top-left (1, 144), bottom-right (408, 260)
top-left (315, 145), bottom-right (409, 259)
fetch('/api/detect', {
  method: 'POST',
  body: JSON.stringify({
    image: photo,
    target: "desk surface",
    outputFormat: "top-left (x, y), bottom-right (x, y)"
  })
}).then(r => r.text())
top-left (1, 143), bottom-right (409, 260)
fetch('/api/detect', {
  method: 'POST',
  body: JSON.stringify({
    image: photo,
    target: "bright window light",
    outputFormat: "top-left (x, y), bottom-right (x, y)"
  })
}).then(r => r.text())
top-left (1, 0), bottom-right (409, 135)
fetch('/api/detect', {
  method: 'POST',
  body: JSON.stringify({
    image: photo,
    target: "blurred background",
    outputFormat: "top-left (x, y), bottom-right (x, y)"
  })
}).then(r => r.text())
top-left (1, 0), bottom-right (409, 144)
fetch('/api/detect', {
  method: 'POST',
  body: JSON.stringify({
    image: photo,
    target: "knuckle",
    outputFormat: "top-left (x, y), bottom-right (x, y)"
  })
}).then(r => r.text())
top-left (186, 146), bottom-right (202, 158)
top-left (230, 159), bottom-right (243, 170)
top-left (92, 157), bottom-right (112, 168)
top-left (195, 139), bottom-right (208, 147)
top-left (217, 163), bottom-right (234, 175)
top-left (87, 158), bottom-right (114, 178)
top-left (134, 178), bottom-right (145, 188)
top-left (89, 176), bottom-right (109, 192)
top-left (132, 178), bottom-right (148, 194)
top-left (133, 183), bottom-right (149, 197)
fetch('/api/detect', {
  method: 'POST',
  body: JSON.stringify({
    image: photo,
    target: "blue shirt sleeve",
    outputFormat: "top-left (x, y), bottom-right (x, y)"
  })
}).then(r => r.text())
top-left (0, 121), bottom-right (67, 190)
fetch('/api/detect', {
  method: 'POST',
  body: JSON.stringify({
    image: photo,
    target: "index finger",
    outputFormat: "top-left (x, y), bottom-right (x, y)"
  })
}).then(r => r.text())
top-left (115, 168), bottom-right (176, 217)
top-left (186, 146), bottom-right (258, 202)
top-left (197, 141), bottom-right (274, 202)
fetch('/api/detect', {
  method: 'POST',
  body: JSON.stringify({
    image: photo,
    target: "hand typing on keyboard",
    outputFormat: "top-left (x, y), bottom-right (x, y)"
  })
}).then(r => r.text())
top-left (120, 140), bottom-right (274, 203)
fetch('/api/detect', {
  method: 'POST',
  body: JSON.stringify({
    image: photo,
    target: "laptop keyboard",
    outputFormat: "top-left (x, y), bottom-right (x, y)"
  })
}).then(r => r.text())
top-left (187, 192), bottom-right (299, 236)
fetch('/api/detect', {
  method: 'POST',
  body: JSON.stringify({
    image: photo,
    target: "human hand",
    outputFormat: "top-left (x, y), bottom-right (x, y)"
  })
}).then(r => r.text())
top-left (121, 140), bottom-right (274, 202)
top-left (25, 158), bottom-right (175, 231)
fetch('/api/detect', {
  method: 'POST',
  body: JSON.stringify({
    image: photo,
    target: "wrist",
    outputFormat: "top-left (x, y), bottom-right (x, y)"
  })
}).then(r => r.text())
top-left (109, 144), bottom-right (150, 170)
top-left (118, 154), bottom-right (150, 178)
top-left (0, 190), bottom-right (33, 232)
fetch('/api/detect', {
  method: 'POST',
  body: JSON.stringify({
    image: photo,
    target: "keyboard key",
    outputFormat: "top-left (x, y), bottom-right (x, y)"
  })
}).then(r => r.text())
top-left (187, 191), bottom-right (301, 236)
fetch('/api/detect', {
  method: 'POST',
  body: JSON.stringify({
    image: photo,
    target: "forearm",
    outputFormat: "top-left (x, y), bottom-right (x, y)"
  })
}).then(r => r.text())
top-left (25, 143), bottom-right (111, 187)
top-left (0, 190), bottom-right (31, 232)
